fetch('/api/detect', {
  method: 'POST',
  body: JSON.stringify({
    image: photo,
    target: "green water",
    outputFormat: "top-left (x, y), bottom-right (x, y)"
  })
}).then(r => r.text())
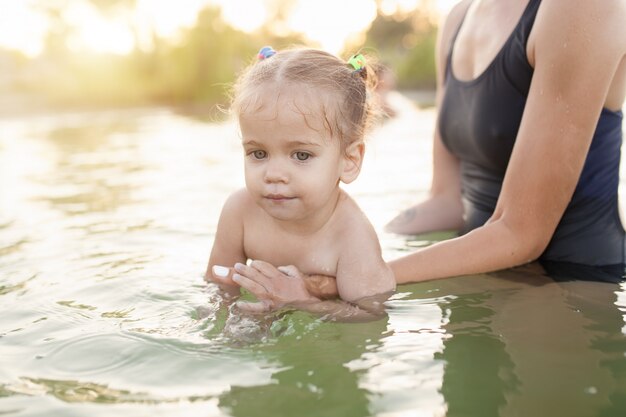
top-left (1, 97), bottom-right (626, 416)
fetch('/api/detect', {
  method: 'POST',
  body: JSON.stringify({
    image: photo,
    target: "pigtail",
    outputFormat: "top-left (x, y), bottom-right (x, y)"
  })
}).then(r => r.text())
top-left (345, 52), bottom-right (382, 142)
top-left (347, 53), bottom-right (379, 91)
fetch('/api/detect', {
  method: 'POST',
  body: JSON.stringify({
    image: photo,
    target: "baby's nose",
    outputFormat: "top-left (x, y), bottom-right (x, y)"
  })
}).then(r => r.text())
top-left (263, 160), bottom-right (289, 183)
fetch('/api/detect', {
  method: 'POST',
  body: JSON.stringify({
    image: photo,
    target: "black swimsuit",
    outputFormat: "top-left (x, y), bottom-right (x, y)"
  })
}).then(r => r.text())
top-left (439, 0), bottom-right (625, 269)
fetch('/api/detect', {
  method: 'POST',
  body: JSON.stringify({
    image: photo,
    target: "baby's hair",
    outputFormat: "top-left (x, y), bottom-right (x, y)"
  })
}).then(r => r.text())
top-left (231, 47), bottom-right (379, 149)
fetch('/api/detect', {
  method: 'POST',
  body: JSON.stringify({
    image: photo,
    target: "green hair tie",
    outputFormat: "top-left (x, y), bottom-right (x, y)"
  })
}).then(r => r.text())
top-left (348, 54), bottom-right (366, 72)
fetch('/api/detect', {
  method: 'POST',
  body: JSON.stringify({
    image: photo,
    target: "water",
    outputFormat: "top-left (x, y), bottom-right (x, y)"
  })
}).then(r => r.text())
top-left (1, 95), bottom-right (626, 417)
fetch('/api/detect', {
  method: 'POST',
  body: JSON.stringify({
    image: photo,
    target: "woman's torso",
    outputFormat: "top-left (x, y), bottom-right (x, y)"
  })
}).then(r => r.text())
top-left (438, 0), bottom-right (625, 266)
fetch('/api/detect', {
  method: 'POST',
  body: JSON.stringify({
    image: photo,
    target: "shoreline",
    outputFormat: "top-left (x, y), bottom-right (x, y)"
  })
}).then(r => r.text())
top-left (0, 89), bottom-right (437, 120)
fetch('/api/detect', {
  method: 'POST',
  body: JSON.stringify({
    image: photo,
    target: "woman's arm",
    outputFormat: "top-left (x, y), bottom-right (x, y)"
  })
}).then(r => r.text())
top-left (384, 0), bottom-right (472, 235)
top-left (391, 0), bottom-right (626, 284)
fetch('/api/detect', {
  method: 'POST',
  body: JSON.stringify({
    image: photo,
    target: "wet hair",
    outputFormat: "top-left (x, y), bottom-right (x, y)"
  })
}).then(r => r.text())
top-left (231, 48), bottom-right (379, 149)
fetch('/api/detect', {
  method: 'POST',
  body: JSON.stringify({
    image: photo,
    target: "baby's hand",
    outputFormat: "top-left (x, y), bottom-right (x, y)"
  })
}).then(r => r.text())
top-left (207, 265), bottom-right (241, 296)
top-left (303, 274), bottom-right (338, 300)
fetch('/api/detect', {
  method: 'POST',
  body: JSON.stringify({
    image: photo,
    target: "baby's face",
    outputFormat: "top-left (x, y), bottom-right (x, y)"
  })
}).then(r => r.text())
top-left (239, 88), bottom-right (346, 223)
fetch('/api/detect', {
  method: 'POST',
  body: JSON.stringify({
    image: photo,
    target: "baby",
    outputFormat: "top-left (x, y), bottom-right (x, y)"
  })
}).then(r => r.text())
top-left (206, 47), bottom-right (395, 320)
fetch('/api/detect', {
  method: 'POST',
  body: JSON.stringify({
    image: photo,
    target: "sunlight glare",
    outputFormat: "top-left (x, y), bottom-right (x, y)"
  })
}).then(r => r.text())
top-left (64, 2), bottom-right (134, 54)
top-left (134, 0), bottom-right (211, 46)
top-left (218, 0), bottom-right (268, 33)
top-left (0, 1), bottom-right (48, 57)
top-left (379, 0), bottom-right (420, 16)
top-left (435, 0), bottom-right (458, 14)
top-left (0, 0), bottom-right (458, 57)
top-left (381, 0), bottom-right (457, 17)
top-left (289, 0), bottom-right (377, 54)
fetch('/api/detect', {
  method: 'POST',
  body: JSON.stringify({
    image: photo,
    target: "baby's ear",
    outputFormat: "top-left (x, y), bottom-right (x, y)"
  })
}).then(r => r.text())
top-left (340, 141), bottom-right (365, 184)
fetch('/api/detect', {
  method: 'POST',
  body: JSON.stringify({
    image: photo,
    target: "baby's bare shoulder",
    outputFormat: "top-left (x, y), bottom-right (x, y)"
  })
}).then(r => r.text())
top-left (221, 188), bottom-right (257, 215)
top-left (333, 192), bottom-right (379, 244)
top-left (215, 188), bottom-right (258, 231)
top-left (224, 188), bottom-right (252, 206)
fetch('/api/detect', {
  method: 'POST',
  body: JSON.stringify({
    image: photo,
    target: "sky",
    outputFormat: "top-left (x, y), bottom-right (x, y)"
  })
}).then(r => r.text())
top-left (0, 0), bottom-right (458, 57)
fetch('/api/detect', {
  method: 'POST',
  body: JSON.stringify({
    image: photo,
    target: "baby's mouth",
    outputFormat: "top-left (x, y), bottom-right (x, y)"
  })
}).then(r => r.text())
top-left (264, 193), bottom-right (295, 202)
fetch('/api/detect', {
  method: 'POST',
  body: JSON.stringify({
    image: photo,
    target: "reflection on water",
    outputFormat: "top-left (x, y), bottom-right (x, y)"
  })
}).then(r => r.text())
top-left (1, 96), bottom-right (625, 417)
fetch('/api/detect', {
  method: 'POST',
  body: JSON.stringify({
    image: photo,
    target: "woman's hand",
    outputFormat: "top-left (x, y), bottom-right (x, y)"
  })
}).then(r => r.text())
top-left (385, 192), bottom-right (463, 235)
top-left (232, 260), bottom-right (321, 313)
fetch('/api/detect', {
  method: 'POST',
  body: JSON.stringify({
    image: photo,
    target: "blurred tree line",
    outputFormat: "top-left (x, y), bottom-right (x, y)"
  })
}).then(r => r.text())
top-left (357, 6), bottom-right (437, 90)
top-left (4, 0), bottom-right (438, 110)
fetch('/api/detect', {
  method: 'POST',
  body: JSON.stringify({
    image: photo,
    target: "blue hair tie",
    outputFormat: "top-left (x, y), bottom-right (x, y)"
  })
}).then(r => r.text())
top-left (257, 46), bottom-right (277, 61)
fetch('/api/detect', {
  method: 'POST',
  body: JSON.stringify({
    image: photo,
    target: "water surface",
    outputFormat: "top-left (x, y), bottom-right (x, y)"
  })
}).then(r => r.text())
top-left (1, 96), bottom-right (626, 417)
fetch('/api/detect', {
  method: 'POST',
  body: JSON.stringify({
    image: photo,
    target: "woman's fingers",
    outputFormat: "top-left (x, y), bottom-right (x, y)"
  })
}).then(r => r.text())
top-left (234, 260), bottom-right (319, 310)
top-left (233, 273), bottom-right (268, 296)
top-left (206, 265), bottom-right (241, 295)
top-left (235, 260), bottom-right (286, 293)
top-left (234, 262), bottom-right (272, 284)
top-left (249, 260), bottom-right (284, 279)
top-left (277, 265), bottom-right (300, 278)
top-left (213, 265), bottom-right (230, 277)
top-left (210, 265), bottom-right (235, 285)
top-left (236, 300), bottom-right (273, 313)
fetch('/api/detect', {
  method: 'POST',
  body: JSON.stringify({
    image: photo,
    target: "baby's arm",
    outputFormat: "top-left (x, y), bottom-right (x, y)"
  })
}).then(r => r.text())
top-left (308, 218), bottom-right (396, 319)
top-left (233, 261), bottom-right (391, 322)
top-left (205, 190), bottom-right (248, 294)
top-left (334, 218), bottom-right (396, 304)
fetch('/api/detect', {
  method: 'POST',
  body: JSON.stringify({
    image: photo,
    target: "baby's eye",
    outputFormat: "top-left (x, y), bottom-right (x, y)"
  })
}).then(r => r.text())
top-left (294, 151), bottom-right (311, 161)
top-left (251, 150), bottom-right (267, 159)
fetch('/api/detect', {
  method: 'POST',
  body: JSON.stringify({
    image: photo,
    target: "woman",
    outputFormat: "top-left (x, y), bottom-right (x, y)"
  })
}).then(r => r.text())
top-left (226, 0), bottom-right (626, 311)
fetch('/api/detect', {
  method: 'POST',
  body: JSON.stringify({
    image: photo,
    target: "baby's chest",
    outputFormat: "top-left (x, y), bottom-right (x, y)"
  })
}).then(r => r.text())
top-left (243, 232), bottom-right (339, 276)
